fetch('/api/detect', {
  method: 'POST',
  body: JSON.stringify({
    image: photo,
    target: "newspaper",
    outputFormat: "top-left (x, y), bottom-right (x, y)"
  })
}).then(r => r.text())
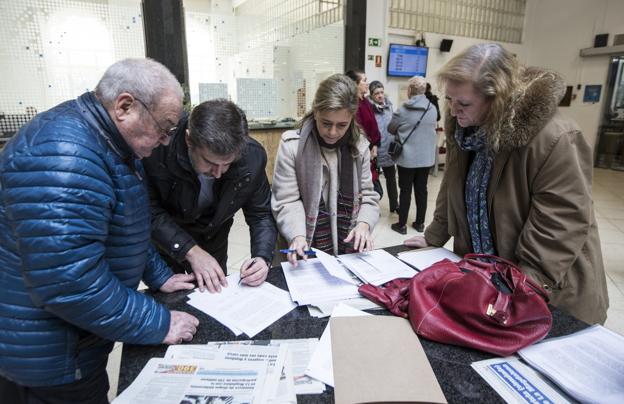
top-left (518, 325), bottom-right (624, 404)
top-left (112, 358), bottom-right (267, 404)
top-left (165, 344), bottom-right (286, 404)
top-left (471, 357), bottom-right (573, 403)
top-left (207, 338), bottom-right (325, 395)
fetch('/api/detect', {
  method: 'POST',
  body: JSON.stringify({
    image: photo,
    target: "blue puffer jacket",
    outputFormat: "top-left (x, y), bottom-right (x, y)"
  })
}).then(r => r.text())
top-left (0, 92), bottom-right (173, 387)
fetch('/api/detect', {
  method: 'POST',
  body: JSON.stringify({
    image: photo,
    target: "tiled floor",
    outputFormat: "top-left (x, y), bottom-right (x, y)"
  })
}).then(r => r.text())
top-left (107, 167), bottom-right (624, 401)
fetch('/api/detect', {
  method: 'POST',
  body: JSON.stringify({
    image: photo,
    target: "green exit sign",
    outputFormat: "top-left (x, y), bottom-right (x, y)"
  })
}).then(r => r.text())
top-left (368, 37), bottom-right (381, 47)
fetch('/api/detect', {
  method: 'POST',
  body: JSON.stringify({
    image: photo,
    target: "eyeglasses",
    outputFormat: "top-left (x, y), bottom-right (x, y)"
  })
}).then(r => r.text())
top-left (134, 97), bottom-right (178, 137)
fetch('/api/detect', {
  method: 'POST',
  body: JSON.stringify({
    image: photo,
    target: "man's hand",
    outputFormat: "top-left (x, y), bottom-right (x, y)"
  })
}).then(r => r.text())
top-left (403, 235), bottom-right (429, 248)
top-left (162, 311), bottom-right (199, 345)
top-left (239, 257), bottom-right (269, 286)
top-left (160, 273), bottom-right (196, 293)
top-left (344, 222), bottom-right (373, 252)
top-left (287, 236), bottom-right (309, 268)
top-left (185, 245), bottom-right (227, 293)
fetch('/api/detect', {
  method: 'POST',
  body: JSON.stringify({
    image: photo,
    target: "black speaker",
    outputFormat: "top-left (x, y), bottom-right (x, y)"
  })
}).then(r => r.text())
top-left (440, 39), bottom-right (453, 52)
top-left (594, 33), bottom-right (609, 48)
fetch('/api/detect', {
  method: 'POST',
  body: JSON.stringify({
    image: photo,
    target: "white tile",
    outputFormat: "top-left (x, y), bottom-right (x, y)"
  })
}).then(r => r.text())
top-left (604, 309), bottom-right (624, 336)
top-left (610, 219), bottom-right (624, 233)
top-left (598, 228), bottom-right (624, 245)
top-left (594, 198), bottom-right (624, 209)
top-left (596, 217), bottom-right (618, 230)
top-left (595, 207), bottom-right (624, 220)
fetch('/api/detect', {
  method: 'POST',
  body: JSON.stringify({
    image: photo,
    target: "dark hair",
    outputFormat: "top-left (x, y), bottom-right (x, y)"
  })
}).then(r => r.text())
top-left (368, 80), bottom-right (384, 95)
top-left (188, 99), bottom-right (248, 156)
top-left (345, 69), bottom-right (365, 84)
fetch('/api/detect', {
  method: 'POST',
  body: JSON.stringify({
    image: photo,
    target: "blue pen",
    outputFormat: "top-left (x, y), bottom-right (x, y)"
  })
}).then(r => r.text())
top-left (279, 249), bottom-right (316, 255)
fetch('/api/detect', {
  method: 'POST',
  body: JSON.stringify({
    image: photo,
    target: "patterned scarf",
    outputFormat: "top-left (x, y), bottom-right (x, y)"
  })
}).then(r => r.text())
top-left (454, 126), bottom-right (495, 255)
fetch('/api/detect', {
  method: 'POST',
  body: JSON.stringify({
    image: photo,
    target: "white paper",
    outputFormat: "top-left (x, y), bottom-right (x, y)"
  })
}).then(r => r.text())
top-left (187, 272), bottom-right (296, 338)
top-left (206, 338), bottom-right (325, 395)
top-left (305, 303), bottom-right (372, 387)
top-left (397, 247), bottom-right (461, 270)
top-left (281, 259), bottom-right (361, 305)
top-left (112, 358), bottom-right (267, 404)
top-left (339, 249), bottom-right (418, 285)
top-left (518, 325), bottom-right (624, 404)
top-left (313, 249), bottom-right (360, 285)
top-left (165, 344), bottom-right (286, 404)
top-left (307, 296), bottom-right (384, 318)
top-left (472, 357), bottom-right (572, 403)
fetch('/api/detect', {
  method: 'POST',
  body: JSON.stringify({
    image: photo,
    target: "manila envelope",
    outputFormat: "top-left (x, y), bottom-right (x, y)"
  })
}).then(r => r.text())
top-left (330, 315), bottom-right (446, 404)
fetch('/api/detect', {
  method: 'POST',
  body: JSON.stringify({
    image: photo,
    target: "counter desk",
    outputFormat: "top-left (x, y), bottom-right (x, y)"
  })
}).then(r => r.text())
top-left (117, 245), bottom-right (588, 403)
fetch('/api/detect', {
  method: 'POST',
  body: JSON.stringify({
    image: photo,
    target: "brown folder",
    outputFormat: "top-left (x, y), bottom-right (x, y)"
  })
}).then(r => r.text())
top-left (330, 315), bottom-right (447, 404)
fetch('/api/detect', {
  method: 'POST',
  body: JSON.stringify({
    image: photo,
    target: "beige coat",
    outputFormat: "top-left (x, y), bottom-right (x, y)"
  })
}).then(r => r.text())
top-left (271, 128), bottom-right (380, 254)
top-left (425, 68), bottom-right (609, 324)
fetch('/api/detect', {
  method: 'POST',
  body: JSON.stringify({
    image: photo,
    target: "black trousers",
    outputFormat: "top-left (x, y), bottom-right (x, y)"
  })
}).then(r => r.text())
top-left (397, 166), bottom-right (430, 227)
top-left (381, 165), bottom-right (398, 212)
top-left (0, 358), bottom-right (109, 404)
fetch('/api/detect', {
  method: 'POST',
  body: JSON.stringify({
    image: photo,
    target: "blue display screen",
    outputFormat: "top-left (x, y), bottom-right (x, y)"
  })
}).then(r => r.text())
top-left (387, 44), bottom-right (428, 77)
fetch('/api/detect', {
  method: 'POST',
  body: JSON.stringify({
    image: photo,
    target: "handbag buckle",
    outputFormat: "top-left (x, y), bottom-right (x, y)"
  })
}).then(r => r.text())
top-left (487, 304), bottom-right (508, 325)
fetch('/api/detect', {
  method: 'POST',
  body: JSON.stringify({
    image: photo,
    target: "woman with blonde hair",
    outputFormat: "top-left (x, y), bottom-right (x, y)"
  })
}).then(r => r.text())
top-left (272, 74), bottom-right (380, 266)
top-left (388, 75), bottom-right (437, 234)
top-left (404, 43), bottom-right (608, 324)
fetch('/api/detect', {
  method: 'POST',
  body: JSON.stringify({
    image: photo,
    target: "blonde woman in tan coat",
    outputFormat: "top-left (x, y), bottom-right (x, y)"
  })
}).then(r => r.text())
top-left (405, 43), bottom-right (608, 324)
top-left (271, 74), bottom-right (380, 266)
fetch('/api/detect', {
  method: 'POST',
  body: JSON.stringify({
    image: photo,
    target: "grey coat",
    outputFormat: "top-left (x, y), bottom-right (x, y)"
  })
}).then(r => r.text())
top-left (388, 94), bottom-right (437, 168)
top-left (369, 96), bottom-right (394, 168)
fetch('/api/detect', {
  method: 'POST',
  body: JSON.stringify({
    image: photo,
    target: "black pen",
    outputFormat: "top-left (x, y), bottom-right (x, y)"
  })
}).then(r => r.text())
top-left (238, 258), bottom-right (257, 285)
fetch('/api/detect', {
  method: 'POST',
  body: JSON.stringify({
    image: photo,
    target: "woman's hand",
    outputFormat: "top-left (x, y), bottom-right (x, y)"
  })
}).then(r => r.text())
top-left (345, 222), bottom-right (373, 252)
top-left (403, 235), bottom-right (429, 248)
top-left (370, 145), bottom-right (378, 159)
top-left (287, 236), bottom-right (309, 267)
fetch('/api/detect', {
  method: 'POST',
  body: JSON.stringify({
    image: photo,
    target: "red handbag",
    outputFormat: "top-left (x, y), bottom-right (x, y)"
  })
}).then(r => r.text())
top-left (358, 253), bottom-right (552, 356)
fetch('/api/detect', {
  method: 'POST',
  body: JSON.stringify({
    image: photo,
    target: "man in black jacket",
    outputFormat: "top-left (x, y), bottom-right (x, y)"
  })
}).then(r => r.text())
top-left (143, 99), bottom-right (277, 293)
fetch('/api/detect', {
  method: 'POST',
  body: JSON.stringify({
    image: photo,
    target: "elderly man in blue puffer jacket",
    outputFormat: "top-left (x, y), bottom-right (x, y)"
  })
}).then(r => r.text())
top-left (0, 58), bottom-right (200, 403)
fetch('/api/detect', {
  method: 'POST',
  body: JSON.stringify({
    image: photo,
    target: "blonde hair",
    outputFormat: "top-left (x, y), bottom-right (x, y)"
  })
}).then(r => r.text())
top-left (407, 76), bottom-right (427, 97)
top-left (298, 74), bottom-right (361, 155)
top-left (436, 43), bottom-right (520, 132)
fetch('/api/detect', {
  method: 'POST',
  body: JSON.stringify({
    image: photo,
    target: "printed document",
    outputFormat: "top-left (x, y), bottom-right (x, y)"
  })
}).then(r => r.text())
top-left (187, 272), bottom-right (296, 338)
top-left (165, 344), bottom-right (286, 404)
top-left (112, 358), bottom-right (267, 404)
top-left (305, 303), bottom-right (372, 387)
top-left (281, 259), bottom-right (361, 305)
top-left (338, 249), bottom-right (417, 285)
top-left (472, 357), bottom-right (572, 403)
top-left (518, 325), bottom-right (624, 404)
top-left (206, 338), bottom-right (325, 395)
top-left (397, 247), bottom-right (461, 270)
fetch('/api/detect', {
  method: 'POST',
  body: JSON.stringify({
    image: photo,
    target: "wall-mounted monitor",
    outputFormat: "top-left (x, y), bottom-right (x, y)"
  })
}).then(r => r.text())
top-left (387, 44), bottom-right (428, 78)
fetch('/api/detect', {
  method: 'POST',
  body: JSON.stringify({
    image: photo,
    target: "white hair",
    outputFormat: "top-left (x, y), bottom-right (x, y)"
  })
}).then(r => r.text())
top-left (408, 75), bottom-right (427, 97)
top-left (95, 58), bottom-right (183, 108)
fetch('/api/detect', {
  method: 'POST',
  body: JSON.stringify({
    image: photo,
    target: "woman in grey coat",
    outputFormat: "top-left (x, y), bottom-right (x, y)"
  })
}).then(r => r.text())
top-left (368, 80), bottom-right (398, 214)
top-left (388, 76), bottom-right (437, 234)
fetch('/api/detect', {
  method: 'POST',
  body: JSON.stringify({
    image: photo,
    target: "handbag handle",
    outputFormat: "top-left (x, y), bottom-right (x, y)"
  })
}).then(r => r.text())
top-left (397, 101), bottom-right (431, 146)
top-left (463, 253), bottom-right (550, 301)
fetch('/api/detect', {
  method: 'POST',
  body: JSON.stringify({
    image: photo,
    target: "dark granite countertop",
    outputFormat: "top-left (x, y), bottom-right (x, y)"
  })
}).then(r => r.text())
top-left (248, 121), bottom-right (296, 130)
top-left (118, 245), bottom-right (589, 403)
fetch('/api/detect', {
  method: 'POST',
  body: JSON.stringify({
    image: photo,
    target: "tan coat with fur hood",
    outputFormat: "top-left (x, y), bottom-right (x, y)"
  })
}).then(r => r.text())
top-left (425, 67), bottom-right (609, 324)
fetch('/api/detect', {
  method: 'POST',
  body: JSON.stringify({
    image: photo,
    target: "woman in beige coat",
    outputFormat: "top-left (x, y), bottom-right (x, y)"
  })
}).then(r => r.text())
top-left (405, 43), bottom-right (608, 324)
top-left (272, 74), bottom-right (380, 266)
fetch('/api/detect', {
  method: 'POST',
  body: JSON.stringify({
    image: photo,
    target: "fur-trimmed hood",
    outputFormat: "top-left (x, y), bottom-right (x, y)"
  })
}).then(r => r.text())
top-left (445, 67), bottom-right (567, 152)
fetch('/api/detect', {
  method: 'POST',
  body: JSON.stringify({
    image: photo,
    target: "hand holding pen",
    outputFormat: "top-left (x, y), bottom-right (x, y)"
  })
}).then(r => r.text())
top-left (284, 236), bottom-right (314, 268)
top-left (238, 257), bottom-right (269, 286)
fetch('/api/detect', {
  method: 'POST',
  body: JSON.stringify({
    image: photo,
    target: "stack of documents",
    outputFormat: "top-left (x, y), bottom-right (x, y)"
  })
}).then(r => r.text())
top-left (282, 248), bottom-right (418, 317)
top-left (113, 339), bottom-right (326, 404)
top-left (187, 272), bottom-right (297, 337)
top-left (397, 247), bottom-right (461, 270)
